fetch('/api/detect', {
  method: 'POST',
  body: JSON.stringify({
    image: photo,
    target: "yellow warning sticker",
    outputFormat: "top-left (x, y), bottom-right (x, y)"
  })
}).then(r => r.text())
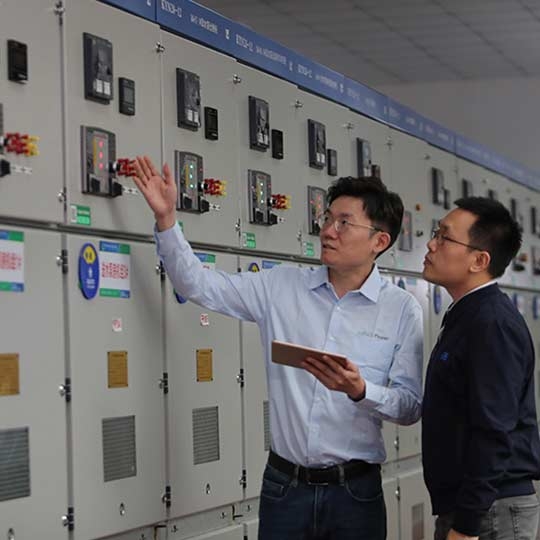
top-left (196, 349), bottom-right (213, 382)
top-left (0, 353), bottom-right (19, 396)
top-left (108, 351), bottom-right (128, 388)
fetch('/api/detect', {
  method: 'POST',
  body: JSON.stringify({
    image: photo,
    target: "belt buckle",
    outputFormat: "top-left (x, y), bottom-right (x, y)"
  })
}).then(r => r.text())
top-left (305, 469), bottom-right (330, 486)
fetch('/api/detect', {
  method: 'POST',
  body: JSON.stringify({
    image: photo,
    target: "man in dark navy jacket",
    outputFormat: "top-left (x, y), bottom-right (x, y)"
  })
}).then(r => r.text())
top-left (422, 197), bottom-right (540, 540)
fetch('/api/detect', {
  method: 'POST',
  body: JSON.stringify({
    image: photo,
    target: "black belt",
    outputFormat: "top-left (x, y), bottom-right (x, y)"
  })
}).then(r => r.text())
top-left (268, 450), bottom-right (378, 485)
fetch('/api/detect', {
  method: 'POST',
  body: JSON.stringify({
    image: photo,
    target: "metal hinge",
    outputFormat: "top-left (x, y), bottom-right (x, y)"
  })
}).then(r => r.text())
top-left (159, 373), bottom-right (169, 395)
top-left (59, 377), bottom-right (71, 403)
top-left (56, 249), bottom-right (68, 274)
top-left (395, 485), bottom-right (401, 501)
top-left (161, 485), bottom-right (171, 508)
top-left (61, 506), bottom-right (74, 530)
top-left (54, 1), bottom-right (66, 22)
top-left (393, 435), bottom-right (399, 452)
top-left (239, 469), bottom-right (247, 489)
top-left (155, 42), bottom-right (165, 54)
top-left (236, 369), bottom-right (244, 388)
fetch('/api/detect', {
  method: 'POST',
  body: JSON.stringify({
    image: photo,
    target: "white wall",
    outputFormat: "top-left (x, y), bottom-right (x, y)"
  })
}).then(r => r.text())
top-left (378, 78), bottom-right (540, 172)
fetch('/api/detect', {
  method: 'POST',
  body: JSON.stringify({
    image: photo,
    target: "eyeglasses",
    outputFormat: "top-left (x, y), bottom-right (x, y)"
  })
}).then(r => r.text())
top-left (430, 228), bottom-right (484, 251)
top-left (317, 214), bottom-right (384, 235)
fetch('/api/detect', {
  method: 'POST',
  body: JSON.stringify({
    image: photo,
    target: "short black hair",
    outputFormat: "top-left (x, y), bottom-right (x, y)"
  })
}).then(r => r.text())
top-left (326, 176), bottom-right (404, 255)
top-left (454, 197), bottom-right (522, 278)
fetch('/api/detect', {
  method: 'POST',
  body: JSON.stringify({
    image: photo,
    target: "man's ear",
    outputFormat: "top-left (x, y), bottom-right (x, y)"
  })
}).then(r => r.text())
top-left (373, 232), bottom-right (391, 255)
top-left (470, 250), bottom-right (491, 274)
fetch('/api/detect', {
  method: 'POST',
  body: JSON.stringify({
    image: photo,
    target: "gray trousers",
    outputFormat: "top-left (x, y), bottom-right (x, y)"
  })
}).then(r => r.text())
top-left (434, 495), bottom-right (540, 540)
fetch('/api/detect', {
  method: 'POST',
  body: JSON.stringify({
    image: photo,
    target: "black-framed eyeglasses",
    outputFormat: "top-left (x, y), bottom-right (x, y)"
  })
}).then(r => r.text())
top-left (430, 228), bottom-right (485, 251)
top-left (317, 213), bottom-right (385, 235)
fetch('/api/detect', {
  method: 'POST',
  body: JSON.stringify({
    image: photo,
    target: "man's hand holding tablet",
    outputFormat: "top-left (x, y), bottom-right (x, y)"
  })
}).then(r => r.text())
top-left (271, 340), bottom-right (366, 401)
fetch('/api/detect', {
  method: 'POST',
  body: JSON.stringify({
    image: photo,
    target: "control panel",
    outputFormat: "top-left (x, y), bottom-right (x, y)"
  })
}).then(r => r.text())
top-left (431, 167), bottom-right (445, 206)
top-left (174, 151), bottom-right (208, 213)
top-left (533, 246), bottom-right (540, 275)
top-left (204, 107), bottom-right (218, 140)
top-left (462, 178), bottom-right (473, 198)
top-left (357, 138), bottom-right (372, 177)
top-left (7, 40), bottom-right (28, 84)
top-left (83, 33), bottom-right (113, 104)
top-left (398, 210), bottom-right (413, 252)
top-left (327, 149), bottom-right (337, 176)
top-left (510, 197), bottom-right (524, 229)
top-left (271, 129), bottom-right (283, 159)
top-left (531, 206), bottom-right (540, 237)
top-left (308, 119), bottom-right (326, 169)
top-left (118, 77), bottom-right (135, 116)
top-left (248, 170), bottom-right (276, 226)
top-left (176, 68), bottom-right (201, 130)
top-left (249, 96), bottom-right (269, 151)
top-left (81, 126), bottom-right (124, 198)
top-left (307, 186), bottom-right (326, 235)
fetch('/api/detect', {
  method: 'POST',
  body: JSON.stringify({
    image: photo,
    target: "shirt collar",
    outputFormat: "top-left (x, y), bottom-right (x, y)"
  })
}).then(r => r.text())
top-left (447, 279), bottom-right (498, 313)
top-left (308, 264), bottom-right (382, 303)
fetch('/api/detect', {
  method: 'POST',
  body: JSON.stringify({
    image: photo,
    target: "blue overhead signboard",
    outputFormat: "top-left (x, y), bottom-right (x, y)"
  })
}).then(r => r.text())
top-left (423, 118), bottom-right (455, 154)
top-left (101, 0), bottom-right (540, 192)
top-left (294, 54), bottom-right (345, 104)
top-left (98, 0), bottom-right (156, 20)
top-left (388, 99), bottom-right (424, 139)
top-left (456, 135), bottom-right (495, 172)
top-left (157, 0), bottom-right (235, 54)
top-left (343, 78), bottom-right (388, 123)
top-left (527, 171), bottom-right (540, 191)
top-left (229, 24), bottom-right (296, 80)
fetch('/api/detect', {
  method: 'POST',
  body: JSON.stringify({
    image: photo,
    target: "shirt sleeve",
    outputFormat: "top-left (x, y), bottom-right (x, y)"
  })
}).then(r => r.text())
top-left (452, 317), bottom-right (527, 536)
top-left (358, 295), bottom-right (424, 426)
top-left (155, 223), bottom-right (268, 323)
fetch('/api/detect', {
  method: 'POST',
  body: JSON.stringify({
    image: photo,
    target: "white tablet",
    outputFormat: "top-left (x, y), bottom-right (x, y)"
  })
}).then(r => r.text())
top-left (271, 340), bottom-right (348, 369)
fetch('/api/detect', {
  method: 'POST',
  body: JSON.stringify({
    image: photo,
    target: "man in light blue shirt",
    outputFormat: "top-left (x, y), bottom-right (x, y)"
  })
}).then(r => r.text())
top-left (133, 156), bottom-right (423, 540)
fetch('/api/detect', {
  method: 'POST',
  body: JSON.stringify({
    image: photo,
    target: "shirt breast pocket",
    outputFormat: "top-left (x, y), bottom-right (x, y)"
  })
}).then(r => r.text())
top-left (346, 337), bottom-right (395, 385)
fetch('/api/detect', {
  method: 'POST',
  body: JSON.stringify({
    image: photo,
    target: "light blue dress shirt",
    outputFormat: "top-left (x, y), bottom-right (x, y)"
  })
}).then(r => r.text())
top-left (156, 224), bottom-right (423, 467)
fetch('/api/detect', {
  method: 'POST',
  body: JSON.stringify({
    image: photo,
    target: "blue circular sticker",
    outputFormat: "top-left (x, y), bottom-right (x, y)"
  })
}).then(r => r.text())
top-left (78, 243), bottom-right (99, 300)
top-left (397, 278), bottom-right (406, 290)
top-left (433, 285), bottom-right (442, 314)
top-left (533, 296), bottom-right (540, 320)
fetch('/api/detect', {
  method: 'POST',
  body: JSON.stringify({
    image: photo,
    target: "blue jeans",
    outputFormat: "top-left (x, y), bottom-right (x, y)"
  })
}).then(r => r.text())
top-left (434, 494), bottom-right (540, 540)
top-left (258, 462), bottom-right (386, 540)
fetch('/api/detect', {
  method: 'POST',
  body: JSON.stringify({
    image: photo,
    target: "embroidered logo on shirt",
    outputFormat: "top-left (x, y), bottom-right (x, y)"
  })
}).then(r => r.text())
top-left (356, 330), bottom-right (389, 340)
top-left (439, 352), bottom-right (449, 362)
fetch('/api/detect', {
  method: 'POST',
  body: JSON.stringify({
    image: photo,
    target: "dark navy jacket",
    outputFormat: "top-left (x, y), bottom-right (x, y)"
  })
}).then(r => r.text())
top-left (422, 284), bottom-right (540, 536)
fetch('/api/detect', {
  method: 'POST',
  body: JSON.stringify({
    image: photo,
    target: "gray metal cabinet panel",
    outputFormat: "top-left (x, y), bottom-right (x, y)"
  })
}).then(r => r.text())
top-left (165, 251), bottom-right (243, 517)
top-left (65, 1), bottom-right (161, 234)
top-left (67, 235), bottom-right (165, 540)
top-left (161, 31), bottom-right (240, 248)
top-left (0, 2), bottom-right (64, 223)
top-left (0, 228), bottom-right (67, 538)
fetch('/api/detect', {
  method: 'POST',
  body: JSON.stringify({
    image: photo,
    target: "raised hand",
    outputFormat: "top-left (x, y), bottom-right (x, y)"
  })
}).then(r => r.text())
top-left (132, 155), bottom-right (177, 231)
